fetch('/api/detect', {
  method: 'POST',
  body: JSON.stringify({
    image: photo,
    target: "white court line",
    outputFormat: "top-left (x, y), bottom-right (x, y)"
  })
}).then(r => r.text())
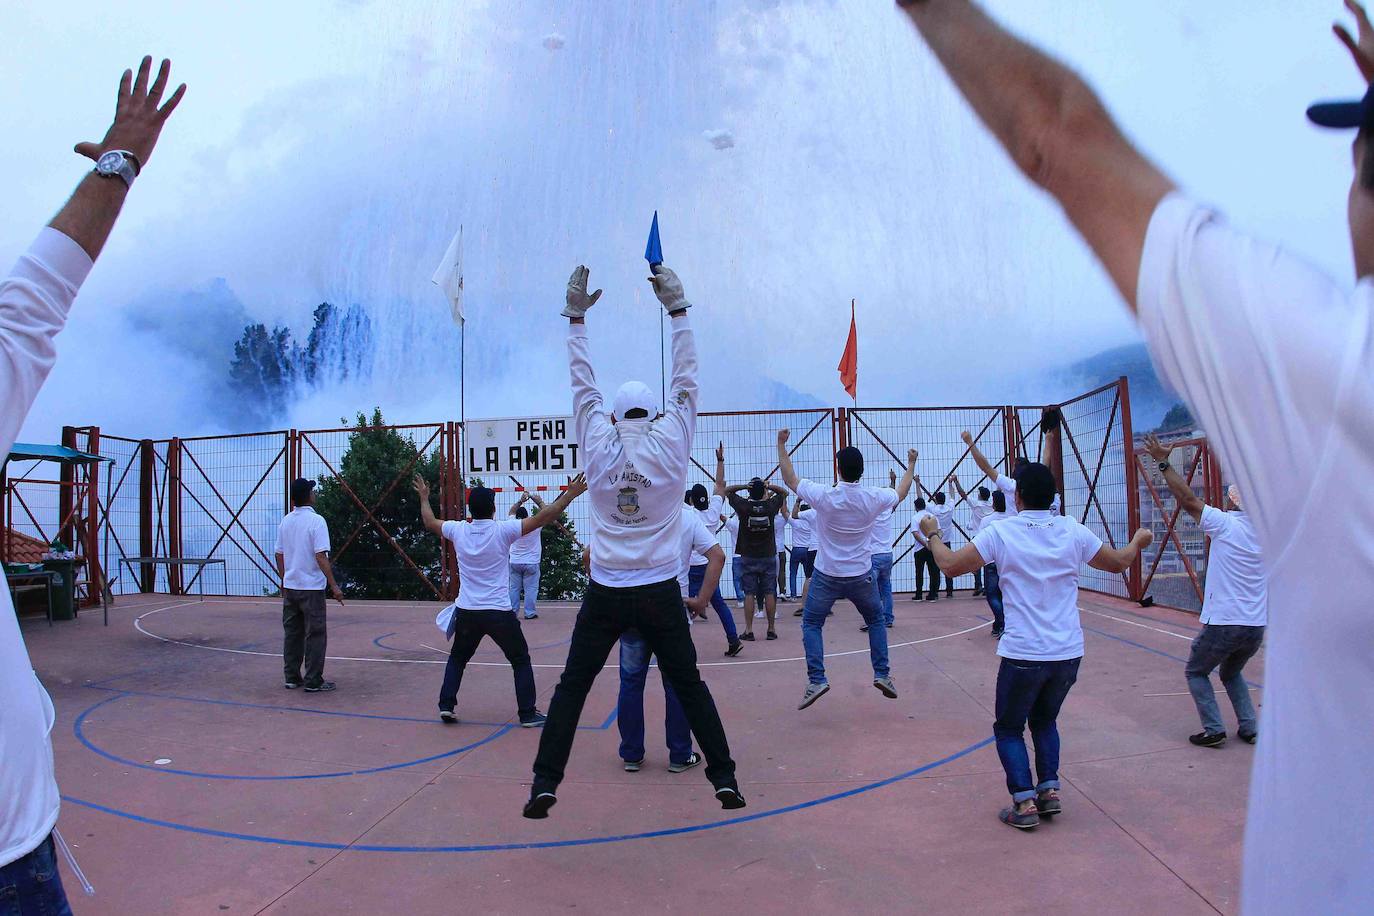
top-left (1078, 607), bottom-right (1196, 642)
top-left (134, 602), bottom-right (991, 669)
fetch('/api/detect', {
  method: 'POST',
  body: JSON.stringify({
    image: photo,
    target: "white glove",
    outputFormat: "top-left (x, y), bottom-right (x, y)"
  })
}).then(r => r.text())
top-left (648, 264), bottom-right (691, 313)
top-left (562, 265), bottom-right (603, 319)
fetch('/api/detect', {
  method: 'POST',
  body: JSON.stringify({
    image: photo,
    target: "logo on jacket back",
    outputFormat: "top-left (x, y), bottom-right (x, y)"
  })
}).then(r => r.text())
top-left (617, 487), bottom-right (640, 516)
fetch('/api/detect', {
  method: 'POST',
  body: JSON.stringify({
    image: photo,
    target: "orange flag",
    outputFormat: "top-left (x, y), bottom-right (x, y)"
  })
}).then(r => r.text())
top-left (837, 299), bottom-right (858, 401)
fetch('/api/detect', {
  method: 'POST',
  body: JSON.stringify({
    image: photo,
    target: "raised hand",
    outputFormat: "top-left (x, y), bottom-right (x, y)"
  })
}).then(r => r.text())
top-left (648, 264), bottom-right (691, 313)
top-left (960, 430), bottom-right (973, 446)
top-left (565, 473), bottom-right (588, 499)
top-left (74, 56), bottom-right (187, 169)
top-left (907, 447), bottom-right (918, 466)
top-left (562, 266), bottom-right (603, 319)
top-left (716, 441), bottom-right (725, 462)
top-left (1142, 433), bottom-right (1173, 463)
top-left (1133, 528), bottom-right (1155, 550)
top-left (1335, 0), bottom-right (1374, 82)
top-left (412, 473), bottom-right (431, 501)
top-left (777, 429), bottom-right (791, 447)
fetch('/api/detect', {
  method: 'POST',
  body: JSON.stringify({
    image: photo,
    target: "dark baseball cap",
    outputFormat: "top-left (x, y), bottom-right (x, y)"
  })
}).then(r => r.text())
top-left (290, 477), bottom-right (315, 505)
top-left (1307, 82), bottom-right (1374, 129)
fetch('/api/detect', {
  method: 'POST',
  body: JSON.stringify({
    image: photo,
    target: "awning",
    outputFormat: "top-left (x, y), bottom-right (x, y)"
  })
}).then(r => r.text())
top-left (6, 443), bottom-right (112, 465)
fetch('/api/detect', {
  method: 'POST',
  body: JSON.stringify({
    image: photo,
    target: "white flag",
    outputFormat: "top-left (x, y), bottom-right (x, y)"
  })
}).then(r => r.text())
top-left (431, 225), bottom-right (464, 325)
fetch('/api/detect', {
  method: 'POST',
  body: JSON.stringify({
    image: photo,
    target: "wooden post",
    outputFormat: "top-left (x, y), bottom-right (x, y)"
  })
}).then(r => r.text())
top-left (139, 439), bottom-right (154, 591)
top-left (1118, 377), bottom-right (1143, 601)
top-left (167, 438), bottom-right (183, 595)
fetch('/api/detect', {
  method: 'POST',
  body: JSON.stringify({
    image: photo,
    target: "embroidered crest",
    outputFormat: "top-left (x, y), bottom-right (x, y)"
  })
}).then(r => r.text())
top-left (617, 487), bottom-right (640, 515)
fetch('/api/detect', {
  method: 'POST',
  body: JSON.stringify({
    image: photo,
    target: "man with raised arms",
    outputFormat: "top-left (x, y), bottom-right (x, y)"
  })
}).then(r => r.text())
top-left (524, 263), bottom-right (743, 818)
top-left (922, 462), bottom-right (1152, 828)
top-left (777, 430), bottom-right (916, 709)
top-left (1143, 434), bottom-right (1267, 748)
top-left (899, 0), bottom-right (1372, 902)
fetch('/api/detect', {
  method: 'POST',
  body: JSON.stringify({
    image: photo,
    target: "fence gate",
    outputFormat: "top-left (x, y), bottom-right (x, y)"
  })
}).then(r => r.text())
top-left (1132, 435), bottom-right (1222, 612)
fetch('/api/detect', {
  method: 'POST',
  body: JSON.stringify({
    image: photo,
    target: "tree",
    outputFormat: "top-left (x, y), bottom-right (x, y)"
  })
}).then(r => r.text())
top-left (1157, 401), bottom-right (1197, 433)
top-left (539, 515), bottom-right (587, 600)
top-left (228, 323), bottom-right (298, 423)
top-left (314, 409), bottom-right (443, 600)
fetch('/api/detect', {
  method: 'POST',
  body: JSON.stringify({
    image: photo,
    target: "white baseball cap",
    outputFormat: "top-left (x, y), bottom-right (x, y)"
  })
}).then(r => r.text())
top-left (613, 381), bottom-right (656, 419)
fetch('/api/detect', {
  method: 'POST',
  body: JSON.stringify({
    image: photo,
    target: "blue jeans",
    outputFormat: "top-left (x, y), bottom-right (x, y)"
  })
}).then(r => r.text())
top-left (688, 564), bottom-right (738, 643)
top-left (617, 630), bottom-right (693, 765)
top-left (789, 548), bottom-right (816, 596)
top-left (983, 563), bottom-right (1004, 632)
top-left (508, 562), bottom-right (540, 616)
top-left (731, 556), bottom-right (744, 603)
top-left (870, 552), bottom-right (894, 625)
top-left (800, 570), bottom-right (890, 685)
top-left (1185, 624), bottom-right (1264, 735)
top-left (993, 656), bottom-right (1081, 801)
top-left (0, 834), bottom-right (72, 916)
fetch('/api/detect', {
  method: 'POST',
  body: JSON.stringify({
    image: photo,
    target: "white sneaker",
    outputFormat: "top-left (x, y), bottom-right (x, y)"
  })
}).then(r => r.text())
top-left (754, 610), bottom-right (765, 619)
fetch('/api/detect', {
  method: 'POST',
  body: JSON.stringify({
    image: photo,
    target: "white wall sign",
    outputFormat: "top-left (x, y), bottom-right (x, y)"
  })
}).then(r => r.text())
top-left (465, 416), bottom-right (581, 475)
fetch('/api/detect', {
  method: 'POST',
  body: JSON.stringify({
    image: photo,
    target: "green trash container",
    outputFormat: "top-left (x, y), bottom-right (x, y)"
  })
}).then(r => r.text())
top-left (42, 558), bottom-right (77, 621)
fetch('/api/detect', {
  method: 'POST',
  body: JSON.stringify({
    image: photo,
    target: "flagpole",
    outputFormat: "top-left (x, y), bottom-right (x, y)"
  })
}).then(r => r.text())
top-left (660, 309), bottom-right (666, 412)
top-left (851, 298), bottom-right (857, 410)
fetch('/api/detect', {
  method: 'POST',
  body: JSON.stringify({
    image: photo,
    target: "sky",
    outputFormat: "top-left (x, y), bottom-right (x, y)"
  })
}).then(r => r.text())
top-left (4, 0), bottom-right (1364, 443)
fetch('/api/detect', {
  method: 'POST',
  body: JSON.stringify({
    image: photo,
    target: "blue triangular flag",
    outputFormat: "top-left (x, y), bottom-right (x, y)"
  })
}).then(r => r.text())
top-left (644, 211), bottom-right (663, 266)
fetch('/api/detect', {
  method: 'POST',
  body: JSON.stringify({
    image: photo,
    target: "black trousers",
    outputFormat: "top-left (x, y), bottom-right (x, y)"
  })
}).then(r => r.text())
top-left (439, 609), bottom-right (537, 718)
top-left (532, 578), bottom-right (736, 793)
top-left (282, 588), bottom-right (327, 686)
top-left (913, 548), bottom-right (943, 597)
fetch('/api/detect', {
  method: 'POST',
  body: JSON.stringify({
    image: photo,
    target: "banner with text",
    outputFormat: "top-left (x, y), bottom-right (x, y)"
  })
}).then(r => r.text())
top-left (465, 416), bottom-right (581, 476)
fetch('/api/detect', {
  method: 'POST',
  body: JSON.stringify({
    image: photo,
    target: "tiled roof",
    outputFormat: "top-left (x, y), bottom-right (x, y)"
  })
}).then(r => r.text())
top-left (5, 529), bottom-right (49, 565)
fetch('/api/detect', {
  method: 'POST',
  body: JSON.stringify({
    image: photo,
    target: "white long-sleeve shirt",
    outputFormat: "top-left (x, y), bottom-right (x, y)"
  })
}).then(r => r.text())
top-left (1, 228), bottom-right (92, 867)
top-left (569, 313), bottom-right (697, 586)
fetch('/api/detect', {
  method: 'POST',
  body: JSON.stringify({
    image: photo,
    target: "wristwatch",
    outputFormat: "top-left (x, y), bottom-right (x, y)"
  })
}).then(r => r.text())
top-left (1158, 461), bottom-right (1170, 473)
top-left (94, 149), bottom-right (141, 189)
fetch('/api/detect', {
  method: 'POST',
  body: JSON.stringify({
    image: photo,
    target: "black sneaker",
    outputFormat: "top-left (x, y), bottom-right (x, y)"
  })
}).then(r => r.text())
top-left (520, 712), bottom-right (547, 728)
top-left (1238, 731), bottom-right (1257, 745)
top-left (972, 588), bottom-right (983, 597)
top-left (725, 640), bottom-right (744, 657)
top-left (715, 786), bottom-right (747, 810)
top-left (1000, 802), bottom-right (1040, 829)
top-left (1035, 788), bottom-right (1062, 816)
top-left (885, 622), bottom-right (894, 628)
top-left (766, 630), bottom-right (777, 640)
top-left (304, 681), bottom-right (337, 693)
top-left (860, 624), bottom-right (870, 632)
top-left (284, 680), bottom-right (303, 690)
top-left (909, 593), bottom-right (922, 601)
top-left (793, 607), bottom-right (804, 616)
top-left (990, 628), bottom-right (1004, 639)
top-left (925, 594), bottom-right (938, 602)
top-left (524, 613), bottom-right (539, 620)
top-left (623, 758), bottom-right (644, 772)
top-left (439, 710), bottom-right (458, 724)
top-left (1189, 730), bottom-right (1227, 748)
top-left (668, 752), bottom-right (702, 773)
top-left (523, 791), bottom-right (558, 819)
top-left (740, 632), bottom-right (755, 641)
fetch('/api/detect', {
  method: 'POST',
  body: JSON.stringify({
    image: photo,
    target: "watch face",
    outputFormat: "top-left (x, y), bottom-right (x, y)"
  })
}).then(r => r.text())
top-left (96, 151), bottom-right (124, 173)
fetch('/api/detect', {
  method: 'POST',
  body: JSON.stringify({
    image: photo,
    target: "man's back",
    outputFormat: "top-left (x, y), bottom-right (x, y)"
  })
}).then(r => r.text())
top-left (277, 508), bottom-right (329, 590)
top-left (1197, 507), bottom-right (1266, 627)
top-left (797, 481), bottom-right (897, 577)
top-left (727, 492), bottom-right (784, 558)
top-left (972, 512), bottom-right (1102, 662)
top-left (445, 519), bottom-right (523, 610)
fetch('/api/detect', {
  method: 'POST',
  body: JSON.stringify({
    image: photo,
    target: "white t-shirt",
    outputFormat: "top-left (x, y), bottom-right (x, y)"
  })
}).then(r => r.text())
top-left (774, 517), bottom-right (788, 554)
top-left (796, 479), bottom-right (898, 578)
top-left (790, 508), bottom-right (815, 550)
top-left (867, 498), bottom-right (896, 556)
top-left (508, 527), bottom-right (542, 566)
top-left (443, 518), bottom-right (523, 611)
top-left (969, 497), bottom-right (994, 536)
top-left (972, 511), bottom-right (1103, 661)
top-left (275, 507), bottom-right (331, 591)
top-left (912, 509), bottom-right (935, 548)
top-left (1138, 192), bottom-right (1374, 912)
top-left (690, 494), bottom-right (725, 567)
top-left (929, 501), bottom-right (955, 540)
top-left (678, 506), bottom-right (719, 596)
top-left (0, 228), bottom-right (91, 867)
top-left (1198, 506), bottom-right (1267, 628)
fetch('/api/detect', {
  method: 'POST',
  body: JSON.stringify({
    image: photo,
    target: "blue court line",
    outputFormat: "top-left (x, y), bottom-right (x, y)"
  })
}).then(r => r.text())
top-left (371, 632), bottom-right (408, 652)
top-left (74, 693), bottom-right (516, 781)
top-left (60, 737), bottom-right (994, 853)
